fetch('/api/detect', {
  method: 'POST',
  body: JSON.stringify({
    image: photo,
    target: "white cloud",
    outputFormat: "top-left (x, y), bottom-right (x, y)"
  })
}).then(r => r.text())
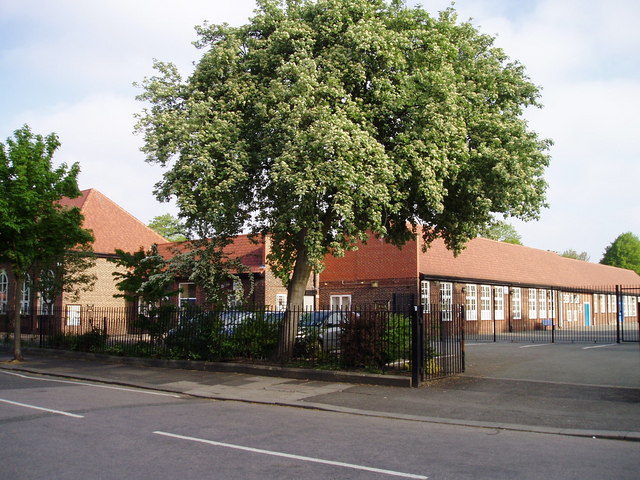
top-left (2, 0), bottom-right (639, 261)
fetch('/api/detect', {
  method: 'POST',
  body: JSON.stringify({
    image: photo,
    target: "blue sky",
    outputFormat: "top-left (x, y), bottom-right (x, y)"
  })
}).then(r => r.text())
top-left (1, 0), bottom-right (638, 262)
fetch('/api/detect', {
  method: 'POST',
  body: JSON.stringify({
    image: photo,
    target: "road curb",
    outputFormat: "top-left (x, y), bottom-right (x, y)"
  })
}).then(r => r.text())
top-left (15, 347), bottom-right (412, 387)
top-left (2, 360), bottom-right (638, 443)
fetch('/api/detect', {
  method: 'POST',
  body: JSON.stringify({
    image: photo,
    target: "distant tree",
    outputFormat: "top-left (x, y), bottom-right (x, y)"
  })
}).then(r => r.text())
top-left (560, 249), bottom-right (590, 262)
top-left (600, 232), bottom-right (640, 275)
top-left (478, 221), bottom-right (522, 245)
top-left (137, 0), bottom-right (550, 358)
top-left (0, 125), bottom-right (94, 361)
top-left (148, 213), bottom-right (187, 242)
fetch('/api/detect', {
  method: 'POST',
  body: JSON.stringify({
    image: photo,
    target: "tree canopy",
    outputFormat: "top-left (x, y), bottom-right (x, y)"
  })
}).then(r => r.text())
top-left (0, 125), bottom-right (95, 360)
top-left (136, 0), bottom-right (550, 316)
top-left (600, 232), bottom-right (640, 275)
top-left (148, 213), bottom-right (187, 242)
top-left (478, 220), bottom-right (522, 245)
top-left (560, 249), bottom-right (590, 262)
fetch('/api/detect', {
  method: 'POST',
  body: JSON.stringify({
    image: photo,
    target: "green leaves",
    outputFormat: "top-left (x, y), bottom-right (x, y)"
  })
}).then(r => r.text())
top-left (0, 125), bottom-right (94, 277)
top-left (136, 0), bottom-right (550, 289)
top-left (601, 232), bottom-right (640, 275)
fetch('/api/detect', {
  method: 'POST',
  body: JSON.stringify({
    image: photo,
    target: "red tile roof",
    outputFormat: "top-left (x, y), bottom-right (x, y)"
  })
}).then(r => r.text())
top-left (59, 189), bottom-right (168, 254)
top-left (420, 237), bottom-right (640, 287)
top-left (157, 235), bottom-right (266, 274)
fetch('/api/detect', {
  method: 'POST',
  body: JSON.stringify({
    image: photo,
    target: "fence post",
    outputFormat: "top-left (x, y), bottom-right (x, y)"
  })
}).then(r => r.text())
top-left (411, 305), bottom-right (421, 388)
top-left (615, 285), bottom-right (621, 344)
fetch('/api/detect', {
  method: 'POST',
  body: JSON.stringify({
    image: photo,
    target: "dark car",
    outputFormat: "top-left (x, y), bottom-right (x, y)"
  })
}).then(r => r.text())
top-left (296, 310), bottom-right (351, 352)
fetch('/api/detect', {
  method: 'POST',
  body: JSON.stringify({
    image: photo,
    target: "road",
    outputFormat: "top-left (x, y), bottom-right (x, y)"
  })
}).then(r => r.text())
top-left (1, 369), bottom-right (638, 480)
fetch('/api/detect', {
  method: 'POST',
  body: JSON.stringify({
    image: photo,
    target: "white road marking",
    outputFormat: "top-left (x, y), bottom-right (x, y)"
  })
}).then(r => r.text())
top-left (153, 431), bottom-right (428, 479)
top-left (519, 344), bottom-right (551, 348)
top-left (0, 370), bottom-right (181, 398)
top-left (582, 344), bottom-right (616, 350)
top-left (0, 398), bottom-right (84, 418)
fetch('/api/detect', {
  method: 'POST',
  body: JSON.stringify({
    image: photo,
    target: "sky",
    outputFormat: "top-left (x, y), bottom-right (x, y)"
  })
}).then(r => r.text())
top-left (1, 0), bottom-right (638, 262)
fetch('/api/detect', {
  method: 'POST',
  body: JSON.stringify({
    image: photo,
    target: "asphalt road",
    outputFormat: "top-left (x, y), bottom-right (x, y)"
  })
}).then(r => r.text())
top-left (1, 369), bottom-right (638, 480)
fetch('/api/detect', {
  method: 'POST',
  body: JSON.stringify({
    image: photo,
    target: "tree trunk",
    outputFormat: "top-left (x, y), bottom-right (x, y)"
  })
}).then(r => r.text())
top-left (11, 272), bottom-right (24, 362)
top-left (277, 241), bottom-right (313, 362)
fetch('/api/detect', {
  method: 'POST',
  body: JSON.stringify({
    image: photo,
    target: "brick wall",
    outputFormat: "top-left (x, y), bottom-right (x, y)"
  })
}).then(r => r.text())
top-left (64, 257), bottom-right (127, 308)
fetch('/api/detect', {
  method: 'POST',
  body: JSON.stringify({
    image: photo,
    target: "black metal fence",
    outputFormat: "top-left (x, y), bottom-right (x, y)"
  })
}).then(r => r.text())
top-left (0, 304), bottom-right (464, 386)
top-left (461, 285), bottom-right (640, 344)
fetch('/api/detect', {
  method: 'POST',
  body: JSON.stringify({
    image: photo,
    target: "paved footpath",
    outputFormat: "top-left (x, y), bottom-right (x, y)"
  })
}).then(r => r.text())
top-left (1, 343), bottom-right (639, 442)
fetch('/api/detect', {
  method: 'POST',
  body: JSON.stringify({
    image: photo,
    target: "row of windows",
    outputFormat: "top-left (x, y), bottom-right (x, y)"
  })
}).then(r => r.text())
top-left (0, 270), bottom-right (56, 315)
top-left (419, 281), bottom-right (640, 321)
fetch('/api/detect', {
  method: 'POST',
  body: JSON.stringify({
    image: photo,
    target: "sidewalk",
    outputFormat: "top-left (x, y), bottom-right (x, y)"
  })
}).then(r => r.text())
top-left (1, 345), bottom-right (639, 442)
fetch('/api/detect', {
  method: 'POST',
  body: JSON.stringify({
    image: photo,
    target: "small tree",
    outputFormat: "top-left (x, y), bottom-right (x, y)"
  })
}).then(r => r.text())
top-left (0, 125), bottom-right (94, 361)
top-left (560, 249), bottom-right (590, 262)
top-left (148, 213), bottom-right (187, 242)
top-left (600, 232), bottom-right (640, 275)
top-left (478, 220), bottom-right (523, 245)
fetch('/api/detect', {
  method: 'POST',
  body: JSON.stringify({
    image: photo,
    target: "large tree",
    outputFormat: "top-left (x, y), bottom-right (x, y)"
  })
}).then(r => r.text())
top-left (600, 232), bottom-right (640, 275)
top-left (0, 125), bottom-right (94, 361)
top-left (136, 0), bottom-right (550, 356)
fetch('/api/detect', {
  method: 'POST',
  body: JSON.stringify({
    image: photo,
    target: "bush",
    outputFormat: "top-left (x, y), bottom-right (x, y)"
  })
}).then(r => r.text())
top-left (339, 312), bottom-right (412, 370)
top-left (132, 305), bottom-right (177, 345)
top-left (230, 313), bottom-right (280, 359)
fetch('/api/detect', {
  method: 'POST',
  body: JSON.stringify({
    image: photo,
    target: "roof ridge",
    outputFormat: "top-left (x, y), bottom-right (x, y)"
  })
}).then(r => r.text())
top-left (85, 189), bottom-right (168, 243)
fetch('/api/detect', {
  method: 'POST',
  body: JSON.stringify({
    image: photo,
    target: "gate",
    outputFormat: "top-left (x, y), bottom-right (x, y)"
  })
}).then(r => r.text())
top-left (412, 304), bottom-right (465, 387)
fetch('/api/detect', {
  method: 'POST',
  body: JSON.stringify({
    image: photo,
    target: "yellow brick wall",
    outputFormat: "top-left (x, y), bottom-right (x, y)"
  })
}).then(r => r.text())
top-left (62, 257), bottom-right (127, 308)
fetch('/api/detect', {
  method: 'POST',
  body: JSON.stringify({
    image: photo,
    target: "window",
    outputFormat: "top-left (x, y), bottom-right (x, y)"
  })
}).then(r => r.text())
top-left (465, 284), bottom-right (477, 321)
top-left (538, 289), bottom-right (547, 319)
top-left (420, 280), bottom-right (431, 313)
top-left (330, 295), bottom-right (351, 310)
top-left (0, 270), bottom-right (7, 313)
top-left (494, 287), bottom-right (505, 320)
top-left (66, 304), bottom-right (81, 326)
top-left (38, 269), bottom-right (55, 315)
top-left (228, 279), bottom-right (243, 308)
top-left (276, 294), bottom-right (287, 311)
top-left (480, 285), bottom-right (491, 320)
top-left (178, 282), bottom-right (197, 308)
top-left (20, 274), bottom-right (31, 314)
top-left (440, 282), bottom-right (453, 321)
top-left (528, 289), bottom-right (537, 319)
top-left (512, 287), bottom-right (522, 319)
top-left (599, 294), bottom-right (606, 313)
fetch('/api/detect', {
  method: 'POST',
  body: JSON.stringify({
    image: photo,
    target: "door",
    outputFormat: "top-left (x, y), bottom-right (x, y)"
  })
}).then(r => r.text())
top-left (584, 303), bottom-right (591, 326)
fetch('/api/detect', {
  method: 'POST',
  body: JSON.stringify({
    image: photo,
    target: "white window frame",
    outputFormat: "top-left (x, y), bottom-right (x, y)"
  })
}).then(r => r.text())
top-left (528, 289), bottom-right (537, 319)
top-left (276, 294), bottom-right (287, 311)
top-left (480, 285), bottom-right (491, 320)
top-left (538, 289), bottom-right (547, 319)
top-left (66, 304), bottom-right (81, 326)
top-left (512, 287), bottom-right (522, 320)
top-left (178, 282), bottom-right (197, 308)
top-left (440, 282), bottom-right (453, 321)
top-left (494, 286), bottom-right (505, 320)
top-left (330, 295), bottom-right (351, 310)
top-left (0, 270), bottom-right (7, 314)
top-left (20, 274), bottom-right (31, 315)
top-left (420, 280), bottom-right (431, 313)
top-left (228, 279), bottom-right (244, 308)
top-left (465, 284), bottom-right (478, 321)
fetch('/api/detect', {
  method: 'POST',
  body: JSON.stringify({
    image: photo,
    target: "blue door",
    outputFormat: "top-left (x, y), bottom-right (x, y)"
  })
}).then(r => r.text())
top-left (584, 303), bottom-right (591, 326)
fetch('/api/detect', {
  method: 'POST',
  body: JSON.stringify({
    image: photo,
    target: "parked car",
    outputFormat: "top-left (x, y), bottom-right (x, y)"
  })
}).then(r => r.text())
top-left (296, 310), bottom-right (352, 352)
